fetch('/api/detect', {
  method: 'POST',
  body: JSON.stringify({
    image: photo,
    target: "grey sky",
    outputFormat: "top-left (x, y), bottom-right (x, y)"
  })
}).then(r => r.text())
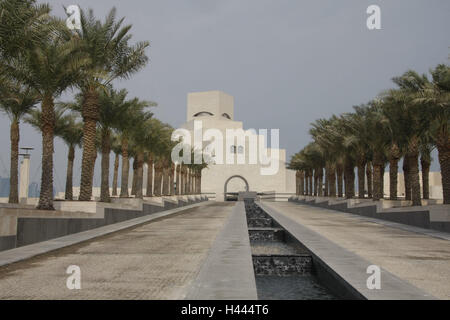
top-left (0, 0), bottom-right (448, 191)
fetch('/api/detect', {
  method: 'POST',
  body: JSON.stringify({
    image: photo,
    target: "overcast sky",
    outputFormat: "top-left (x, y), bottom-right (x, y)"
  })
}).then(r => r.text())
top-left (0, 0), bottom-right (448, 191)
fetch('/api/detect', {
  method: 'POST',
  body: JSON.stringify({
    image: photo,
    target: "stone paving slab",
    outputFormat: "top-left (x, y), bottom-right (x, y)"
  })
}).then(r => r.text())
top-left (0, 202), bottom-right (231, 299)
top-left (0, 201), bottom-right (210, 268)
top-left (261, 201), bottom-right (450, 299)
top-left (185, 202), bottom-right (257, 300)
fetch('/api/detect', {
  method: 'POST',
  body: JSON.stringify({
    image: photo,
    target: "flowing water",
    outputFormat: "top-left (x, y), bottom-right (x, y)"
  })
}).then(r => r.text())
top-left (245, 200), bottom-right (338, 300)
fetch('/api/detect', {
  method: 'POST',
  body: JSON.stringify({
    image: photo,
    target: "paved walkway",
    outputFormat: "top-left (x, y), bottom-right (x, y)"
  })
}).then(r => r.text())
top-left (0, 202), bottom-right (232, 299)
top-left (263, 201), bottom-right (450, 299)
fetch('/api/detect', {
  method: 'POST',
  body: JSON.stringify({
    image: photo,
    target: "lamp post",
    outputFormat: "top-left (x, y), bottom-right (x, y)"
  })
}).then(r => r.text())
top-left (18, 147), bottom-right (33, 204)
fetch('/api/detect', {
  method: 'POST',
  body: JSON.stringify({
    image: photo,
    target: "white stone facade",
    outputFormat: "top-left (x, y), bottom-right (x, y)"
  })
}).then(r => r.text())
top-left (179, 90), bottom-right (296, 201)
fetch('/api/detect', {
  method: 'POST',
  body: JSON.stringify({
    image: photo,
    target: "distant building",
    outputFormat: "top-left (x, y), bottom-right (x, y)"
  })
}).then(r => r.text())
top-left (0, 177), bottom-right (9, 197)
top-left (179, 90), bottom-right (296, 201)
top-left (28, 182), bottom-right (40, 198)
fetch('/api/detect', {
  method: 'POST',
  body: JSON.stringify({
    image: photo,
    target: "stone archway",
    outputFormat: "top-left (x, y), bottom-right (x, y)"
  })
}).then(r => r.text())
top-left (224, 175), bottom-right (249, 201)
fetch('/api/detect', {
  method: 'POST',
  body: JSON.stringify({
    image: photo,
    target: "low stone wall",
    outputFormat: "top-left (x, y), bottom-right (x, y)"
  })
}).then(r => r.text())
top-left (288, 196), bottom-right (449, 233)
top-left (0, 195), bottom-right (208, 252)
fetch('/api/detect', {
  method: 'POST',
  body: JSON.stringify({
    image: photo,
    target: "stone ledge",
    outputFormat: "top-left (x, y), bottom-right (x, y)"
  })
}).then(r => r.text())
top-left (185, 202), bottom-right (258, 300)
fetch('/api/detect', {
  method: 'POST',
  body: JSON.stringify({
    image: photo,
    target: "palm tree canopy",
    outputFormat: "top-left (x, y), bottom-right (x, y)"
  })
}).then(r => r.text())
top-left (0, 80), bottom-right (40, 121)
top-left (74, 7), bottom-right (150, 91)
top-left (0, 0), bottom-right (52, 60)
top-left (2, 17), bottom-right (89, 98)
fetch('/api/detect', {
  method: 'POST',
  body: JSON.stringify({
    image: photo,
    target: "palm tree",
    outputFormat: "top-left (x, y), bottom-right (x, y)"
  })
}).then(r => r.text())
top-left (341, 106), bottom-right (371, 199)
top-left (414, 64), bottom-right (450, 204)
top-left (0, 81), bottom-right (40, 203)
top-left (74, 7), bottom-right (149, 201)
top-left (58, 114), bottom-right (83, 201)
top-left (129, 118), bottom-right (167, 199)
top-left (96, 88), bottom-right (135, 202)
top-left (142, 118), bottom-right (169, 197)
top-left (420, 143), bottom-right (432, 200)
top-left (25, 105), bottom-right (82, 201)
top-left (385, 71), bottom-right (431, 206)
top-left (4, 19), bottom-right (87, 210)
top-left (362, 101), bottom-right (390, 201)
top-left (0, 0), bottom-right (51, 61)
top-left (115, 98), bottom-right (153, 197)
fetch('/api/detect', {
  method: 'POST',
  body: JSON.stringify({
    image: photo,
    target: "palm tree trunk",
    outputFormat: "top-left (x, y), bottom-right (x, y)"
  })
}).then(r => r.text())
top-left (100, 129), bottom-right (111, 203)
top-left (198, 171), bottom-right (202, 194)
top-left (37, 94), bottom-right (55, 210)
top-left (357, 160), bottom-right (365, 199)
top-left (388, 143), bottom-right (400, 200)
top-left (180, 167), bottom-right (185, 195)
top-left (407, 136), bottom-right (421, 206)
top-left (112, 153), bottom-right (119, 196)
top-left (146, 159), bottom-right (153, 197)
top-left (318, 168), bottom-right (323, 196)
top-left (437, 138), bottom-right (450, 204)
top-left (328, 166), bottom-right (336, 197)
top-left (120, 137), bottom-right (129, 197)
top-left (162, 166), bottom-right (169, 196)
top-left (336, 164), bottom-right (343, 197)
top-left (79, 89), bottom-right (99, 201)
top-left (408, 154), bottom-right (421, 206)
top-left (421, 155), bottom-right (431, 200)
top-left (135, 152), bottom-right (144, 199)
top-left (389, 158), bottom-right (399, 200)
top-left (366, 162), bottom-right (373, 198)
top-left (372, 153), bottom-right (384, 201)
top-left (154, 163), bottom-right (162, 196)
top-left (313, 169), bottom-right (318, 196)
top-left (344, 157), bottom-right (355, 199)
top-left (300, 171), bottom-right (305, 195)
top-left (186, 170), bottom-right (190, 195)
top-left (131, 158), bottom-right (137, 196)
top-left (323, 167), bottom-right (328, 197)
top-left (169, 165), bottom-right (175, 196)
top-left (308, 171), bottom-right (313, 196)
top-left (175, 166), bottom-right (180, 195)
top-left (9, 119), bottom-right (19, 204)
top-left (65, 144), bottom-right (75, 201)
top-left (295, 171), bottom-right (300, 195)
top-left (403, 158), bottom-right (411, 200)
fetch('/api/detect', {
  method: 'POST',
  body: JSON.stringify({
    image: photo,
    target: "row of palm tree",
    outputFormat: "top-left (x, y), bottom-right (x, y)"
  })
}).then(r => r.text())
top-left (24, 86), bottom-right (206, 202)
top-left (0, 1), bottom-right (207, 209)
top-left (289, 65), bottom-right (449, 205)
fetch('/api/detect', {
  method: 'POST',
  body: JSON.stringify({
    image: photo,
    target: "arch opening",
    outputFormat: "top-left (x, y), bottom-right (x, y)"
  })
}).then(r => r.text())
top-left (224, 175), bottom-right (249, 201)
